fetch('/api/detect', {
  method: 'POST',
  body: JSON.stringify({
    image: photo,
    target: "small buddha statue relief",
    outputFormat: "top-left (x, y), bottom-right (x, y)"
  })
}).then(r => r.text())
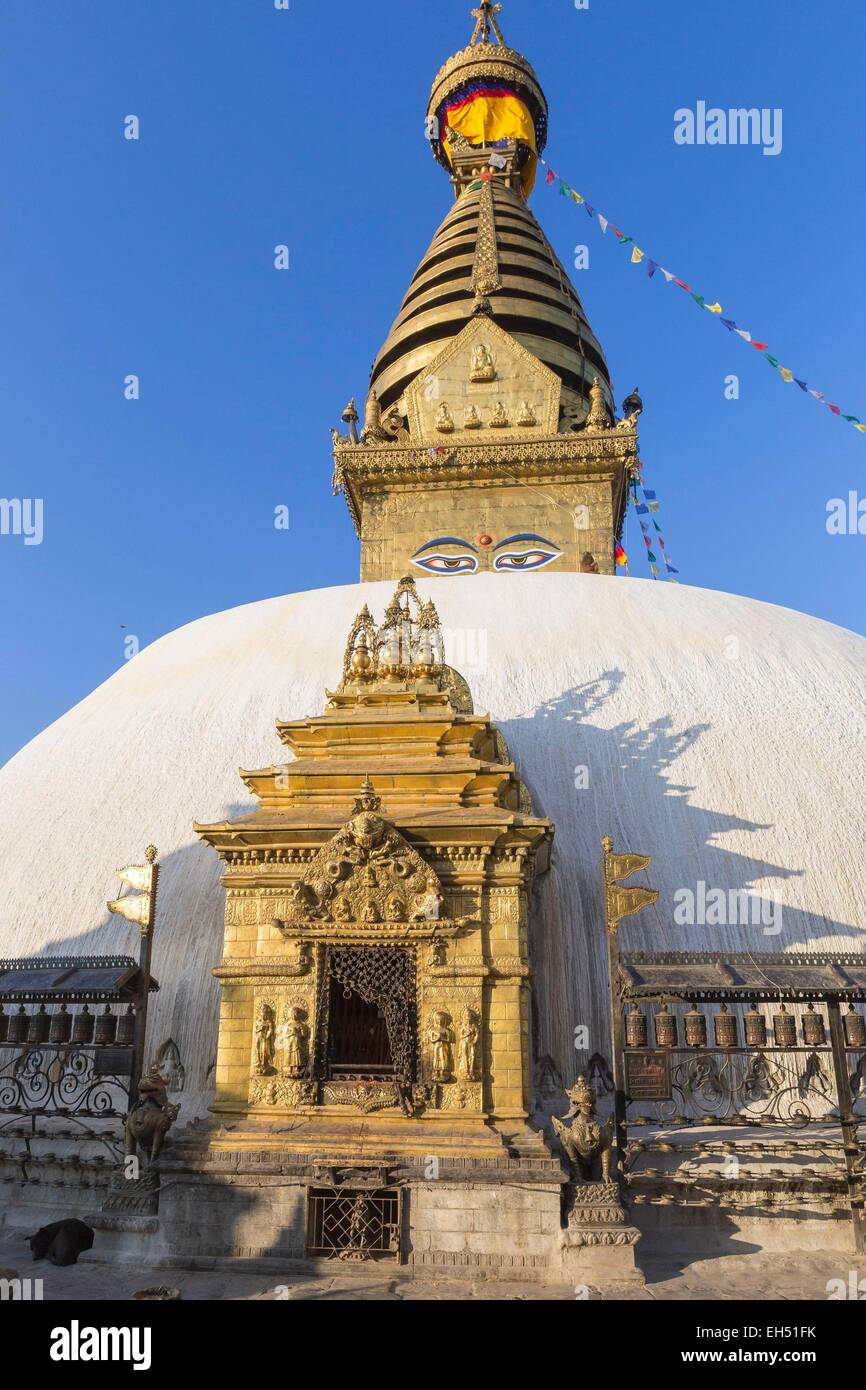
top-left (435, 402), bottom-right (455, 433)
top-left (463, 405), bottom-right (483, 430)
top-left (516, 400), bottom-right (537, 427)
top-left (469, 343), bottom-right (496, 382)
top-left (489, 401), bottom-right (509, 428)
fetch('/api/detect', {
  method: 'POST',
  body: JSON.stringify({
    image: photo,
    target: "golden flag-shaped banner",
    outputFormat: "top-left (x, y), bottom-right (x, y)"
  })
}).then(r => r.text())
top-left (107, 845), bottom-right (158, 934)
top-left (608, 852), bottom-right (652, 884)
top-left (113, 864), bottom-right (153, 893)
top-left (608, 884), bottom-right (659, 929)
top-left (601, 836), bottom-right (659, 936)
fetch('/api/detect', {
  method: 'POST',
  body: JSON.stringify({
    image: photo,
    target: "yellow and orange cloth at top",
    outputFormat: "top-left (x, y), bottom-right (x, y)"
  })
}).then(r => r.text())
top-left (439, 84), bottom-right (538, 193)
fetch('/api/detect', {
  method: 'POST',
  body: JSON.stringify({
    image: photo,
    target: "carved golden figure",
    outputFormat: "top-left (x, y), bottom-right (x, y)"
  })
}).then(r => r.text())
top-left (434, 402), bottom-right (455, 433)
top-left (515, 400), bottom-right (536, 427)
top-left (281, 1006), bottom-right (309, 1078)
top-left (489, 401), bottom-right (509, 428)
top-left (457, 1008), bottom-right (480, 1080)
top-left (428, 1010), bottom-right (454, 1082)
top-left (463, 404), bottom-right (483, 429)
top-left (469, 343), bottom-right (496, 382)
top-left (254, 1003), bottom-right (276, 1075)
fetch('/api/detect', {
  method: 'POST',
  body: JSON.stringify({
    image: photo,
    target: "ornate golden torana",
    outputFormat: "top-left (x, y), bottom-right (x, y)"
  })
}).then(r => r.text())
top-left (195, 578), bottom-right (553, 1159)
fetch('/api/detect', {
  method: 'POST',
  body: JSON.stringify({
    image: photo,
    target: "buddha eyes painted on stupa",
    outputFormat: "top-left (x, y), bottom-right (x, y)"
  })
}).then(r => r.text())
top-left (411, 533), bottom-right (561, 576)
top-left (492, 534), bottom-right (562, 571)
top-left (411, 537), bottom-right (479, 574)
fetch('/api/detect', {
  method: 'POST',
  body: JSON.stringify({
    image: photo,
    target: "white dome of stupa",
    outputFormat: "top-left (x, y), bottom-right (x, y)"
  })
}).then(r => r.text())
top-left (0, 571), bottom-right (864, 1117)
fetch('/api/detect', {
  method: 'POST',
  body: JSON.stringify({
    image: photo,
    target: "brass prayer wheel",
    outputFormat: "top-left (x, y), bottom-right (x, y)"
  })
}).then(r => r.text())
top-left (713, 1003), bottom-right (738, 1048)
top-left (654, 1003), bottom-right (678, 1048)
top-left (116, 1005), bottom-right (135, 1046)
top-left (94, 1006), bottom-right (117, 1045)
top-left (801, 1003), bottom-right (826, 1047)
top-left (49, 1004), bottom-right (72, 1044)
top-left (744, 1005), bottom-right (767, 1048)
top-left (8, 1006), bottom-right (30, 1044)
top-left (625, 1004), bottom-right (648, 1048)
top-left (773, 1003), bottom-right (796, 1048)
top-left (71, 1005), bottom-right (94, 1044)
top-left (0, 1006), bottom-right (7, 1044)
top-left (27, 1005), bottom-right (50, 1044)
top-left (684, 1006), bottom-right (707, 1048)
top-left (844, 1006), bottom-right (866, 1049)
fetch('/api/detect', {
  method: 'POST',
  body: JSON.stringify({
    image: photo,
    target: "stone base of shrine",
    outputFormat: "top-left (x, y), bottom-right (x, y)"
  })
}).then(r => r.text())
top-left (559, 1182), bottom-right (644, 1286)
top-left (132, 1117), bottom-right (571, 1279)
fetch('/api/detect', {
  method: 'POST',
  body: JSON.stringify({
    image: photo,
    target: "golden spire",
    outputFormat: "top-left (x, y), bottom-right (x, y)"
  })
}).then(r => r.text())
top-left (470, 2), bottom-right (506, 46)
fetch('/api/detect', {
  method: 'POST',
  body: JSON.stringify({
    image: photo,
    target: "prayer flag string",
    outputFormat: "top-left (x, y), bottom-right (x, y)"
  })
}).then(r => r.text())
top-left (541, 160), bottom-right (864, 438)
top-left (623, 460), bottom-right (681, 581)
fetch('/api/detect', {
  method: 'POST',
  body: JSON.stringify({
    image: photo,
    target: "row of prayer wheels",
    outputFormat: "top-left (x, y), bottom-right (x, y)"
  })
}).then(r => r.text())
top-left (0, 1004), bottom-right (135, 1047)
top-left (626, 1002), bottom-right (866, 1050)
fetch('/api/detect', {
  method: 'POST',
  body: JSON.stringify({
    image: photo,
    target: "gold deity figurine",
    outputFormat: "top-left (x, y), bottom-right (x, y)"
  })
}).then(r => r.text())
top-left (281, 1006), bottom-right (309, 1078)
top-left (435, 401), bottom-right (455, 433)
top-left (489, 401), bottom-right (509, 428)
top-left (254, 1003), bottom-right (276, 1075)
top-left (469, 342), bottom-right (496, 381)
top-left (516, 400), bottom-right (536, 427)
top-left (457, 1008), bottom-right (480, 1080)
top-left (428, 1010), bottom-right (454, 1082)
top-left (463, 404), bottom-right (483, 429)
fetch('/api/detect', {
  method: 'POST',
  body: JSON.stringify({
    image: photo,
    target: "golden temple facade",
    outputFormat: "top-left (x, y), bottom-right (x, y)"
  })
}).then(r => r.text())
top-left (195, 577), bottom-right (552, 1159)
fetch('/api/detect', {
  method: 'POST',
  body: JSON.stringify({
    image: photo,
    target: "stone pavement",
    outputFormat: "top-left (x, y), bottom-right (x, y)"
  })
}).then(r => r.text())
top-left (1, 1233), bottom-right (864, 1301)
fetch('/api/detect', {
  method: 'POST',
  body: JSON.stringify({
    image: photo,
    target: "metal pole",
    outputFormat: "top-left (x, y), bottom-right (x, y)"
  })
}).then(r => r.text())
top-left (605, 923), bottom-right (629, 1187)
top-left (128, 849), bottom-right (158, 1112)
top-left (827, 999), bottom-right (865, 1254)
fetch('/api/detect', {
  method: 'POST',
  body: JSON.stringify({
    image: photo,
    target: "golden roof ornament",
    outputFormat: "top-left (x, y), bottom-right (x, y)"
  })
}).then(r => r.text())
top-left (585, 374), bottom-right (612, 430)
top-left (427, 1), bottom-right (548, 186)
top-left (341, 398), bottom-right (359, 444)
top-left (338, 577), bottom-right (446, 693)
top-left (352, 775), bottom-right (382, 814)
top-left (470, 2), bottom-right (506, 46)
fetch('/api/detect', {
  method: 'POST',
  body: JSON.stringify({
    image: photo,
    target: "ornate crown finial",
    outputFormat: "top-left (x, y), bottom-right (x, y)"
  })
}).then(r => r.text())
top-left (338, 576), bottom-right (447, 693)
top-left (352, 775), bottom-right (381, 814)
top-left (470, 2), bottom-right (505, 46)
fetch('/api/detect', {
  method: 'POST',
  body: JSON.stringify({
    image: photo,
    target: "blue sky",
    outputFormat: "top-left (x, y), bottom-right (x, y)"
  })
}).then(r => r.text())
top-left (1, 0), bottom-right (864, 766)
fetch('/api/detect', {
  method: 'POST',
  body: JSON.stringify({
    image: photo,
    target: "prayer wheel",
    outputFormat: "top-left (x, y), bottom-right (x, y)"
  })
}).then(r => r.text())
top-left (654, 1004), bottom-right (678, 1048)
top-left (71, 1005), bottom-right (94, 1044)
top-left (844, 1006), bottom-right (866, 1049)
top-left (744, 1005), bottom-right (767, 1048)
top-left (116, 1005), bottom-right (135, 1046)
top-left (94, 1006), bottom-right (117, 1045)
top-left (801, 1003), bottom-right (826, 1048)
top-left (27, 1005), bottom-right (50, 1044)
top-left (773, 1004), bottom-right (796, 1048)
top-left (713, 1004), bottom-right (738, 1048)
top-left (625, 1004), bottom-right (648, 1048)
top-left (8, 1006), bottom-right (30, 1044)
top-left (684, 1006), bottom-right (707, 1048)
top-left (49, 1004), bottom-right (72, 1044)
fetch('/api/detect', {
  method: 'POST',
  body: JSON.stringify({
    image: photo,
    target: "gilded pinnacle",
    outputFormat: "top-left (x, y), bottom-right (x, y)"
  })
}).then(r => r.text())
top-left (470, 2), bottom-right (505, 47)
